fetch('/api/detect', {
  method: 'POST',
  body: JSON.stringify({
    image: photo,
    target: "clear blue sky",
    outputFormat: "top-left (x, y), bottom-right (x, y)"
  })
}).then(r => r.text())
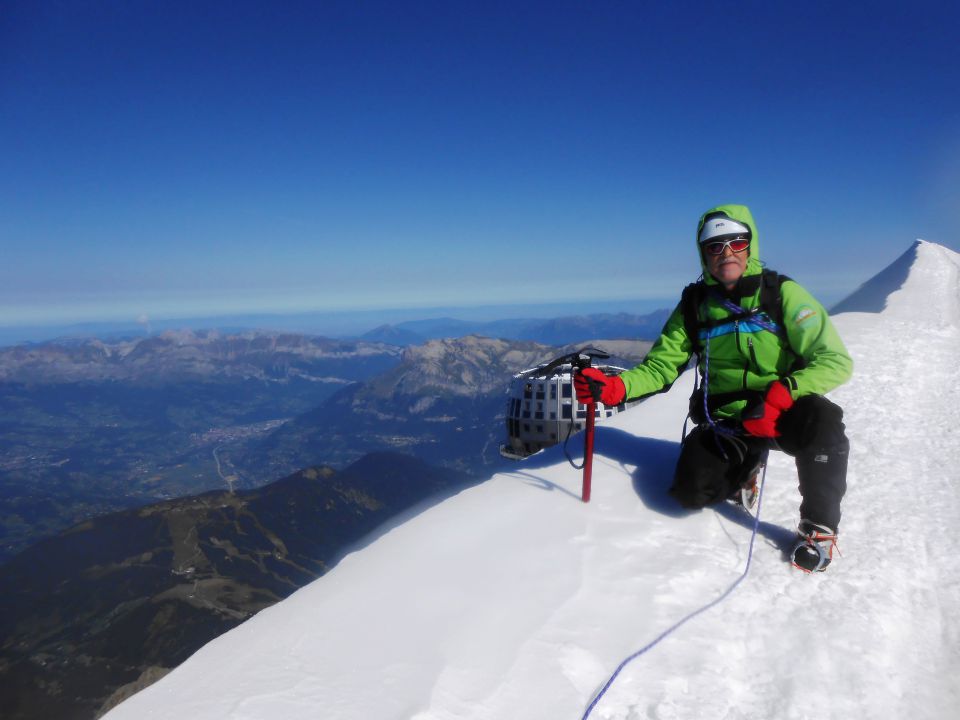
top-left (2, 1), bottom-right (958, 329)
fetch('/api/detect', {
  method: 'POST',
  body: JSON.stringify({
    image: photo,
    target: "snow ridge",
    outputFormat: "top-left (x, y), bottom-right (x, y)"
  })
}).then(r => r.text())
top-left (105, 242), bottom-right (960, 720)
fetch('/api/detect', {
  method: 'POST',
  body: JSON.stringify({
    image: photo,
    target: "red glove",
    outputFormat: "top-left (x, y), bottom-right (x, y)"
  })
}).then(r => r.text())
top-left (742, 381), bottom-right (794, 438)
top-left (574, 367), bottom-right (626, 406)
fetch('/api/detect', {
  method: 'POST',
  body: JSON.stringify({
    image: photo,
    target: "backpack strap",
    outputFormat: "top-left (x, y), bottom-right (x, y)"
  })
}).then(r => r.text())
top-left (680, 280), bottom-right (707, 356)
top-left (759, 269), bottom-right (809, 378)
top-left (759, 269), bottom-right (789, 332)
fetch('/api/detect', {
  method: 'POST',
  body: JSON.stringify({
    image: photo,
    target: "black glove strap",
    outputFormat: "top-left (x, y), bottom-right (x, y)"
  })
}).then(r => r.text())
top-left (587, 376), bottom-right (605, 403)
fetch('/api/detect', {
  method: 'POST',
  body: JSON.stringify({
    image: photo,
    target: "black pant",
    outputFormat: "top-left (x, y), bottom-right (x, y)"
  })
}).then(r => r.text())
top-left (670, 395), bottom-right (849, 531)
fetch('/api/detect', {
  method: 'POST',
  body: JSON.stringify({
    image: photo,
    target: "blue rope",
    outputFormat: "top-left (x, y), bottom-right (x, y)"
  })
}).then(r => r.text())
top-left (701, 337), bottom-right (733, 438)
top-left (580, 463), bottom-right (768, 720)
top-left (701, 334), bottom-right (743, 465)
top-left (698, 311), bottom-right (738, 439)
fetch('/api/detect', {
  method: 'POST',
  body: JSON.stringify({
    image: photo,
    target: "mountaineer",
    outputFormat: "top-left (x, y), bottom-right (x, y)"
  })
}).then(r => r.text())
top-left (575, 204), bottom-right (852, 572)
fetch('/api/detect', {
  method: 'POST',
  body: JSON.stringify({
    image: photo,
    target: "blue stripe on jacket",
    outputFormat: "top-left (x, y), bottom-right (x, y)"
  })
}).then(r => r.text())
top-left (698, 318), bottom-right (781, 342)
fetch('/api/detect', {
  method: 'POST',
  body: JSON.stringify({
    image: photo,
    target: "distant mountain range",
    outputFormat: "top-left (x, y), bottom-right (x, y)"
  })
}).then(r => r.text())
top-left (0, 302), bottom-right (674, 348)
top-left (0, 452), bottom-right (472, 720)
top-left (0, 328), bottom-right (402, 384)
top-left (360, 308), bottom-right (671, 345)
top-left (238, 335), bottom-right (653, 478)
top-left (0, 327), bottom-right (653, 562)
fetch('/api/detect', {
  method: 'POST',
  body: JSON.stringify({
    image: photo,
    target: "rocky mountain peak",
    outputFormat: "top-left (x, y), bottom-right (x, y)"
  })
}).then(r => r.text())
top-left (373, 335), bottom-right (556, 398)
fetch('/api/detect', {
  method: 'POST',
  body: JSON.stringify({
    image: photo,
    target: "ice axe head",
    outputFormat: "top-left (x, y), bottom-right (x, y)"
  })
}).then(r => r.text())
top-left (573, 348), bottom-right (609, 404)
top-left (574, 347), bottom-right (610, 368)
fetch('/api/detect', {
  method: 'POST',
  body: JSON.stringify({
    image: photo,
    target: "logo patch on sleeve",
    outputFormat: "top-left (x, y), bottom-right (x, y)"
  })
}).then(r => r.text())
top-left (793, 306), bottom-right (818, 328)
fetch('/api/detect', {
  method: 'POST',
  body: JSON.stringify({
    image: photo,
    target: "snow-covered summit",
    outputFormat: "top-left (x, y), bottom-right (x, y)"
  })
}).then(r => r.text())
top-left (831, 239), bottom-right (960, 321)
top-left (105, 242), bottom-right (960, 720)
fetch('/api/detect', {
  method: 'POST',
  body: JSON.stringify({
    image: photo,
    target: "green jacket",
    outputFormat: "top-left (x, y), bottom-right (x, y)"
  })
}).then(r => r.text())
top-left (619, 204), bottom-right (853, 420)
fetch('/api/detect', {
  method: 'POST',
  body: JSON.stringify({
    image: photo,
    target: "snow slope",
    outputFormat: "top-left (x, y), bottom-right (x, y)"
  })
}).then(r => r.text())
top-left (105, 241), bottom-right (960, 720)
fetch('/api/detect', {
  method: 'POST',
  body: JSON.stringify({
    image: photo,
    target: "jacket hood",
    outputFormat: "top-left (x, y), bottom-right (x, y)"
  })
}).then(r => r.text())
top-left (696, 203), bottom-right (762, 285)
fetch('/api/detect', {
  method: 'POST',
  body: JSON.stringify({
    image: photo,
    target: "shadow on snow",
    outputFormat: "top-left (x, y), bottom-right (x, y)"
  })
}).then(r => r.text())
top-left (505, 426), bottom-right (797, 554)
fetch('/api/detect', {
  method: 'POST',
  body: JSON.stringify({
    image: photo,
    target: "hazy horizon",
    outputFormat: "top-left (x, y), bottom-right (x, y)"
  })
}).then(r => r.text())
top-left (3, 3), bottom-right (956, 331)
top-left (0, 294), bottom-right (683, 347)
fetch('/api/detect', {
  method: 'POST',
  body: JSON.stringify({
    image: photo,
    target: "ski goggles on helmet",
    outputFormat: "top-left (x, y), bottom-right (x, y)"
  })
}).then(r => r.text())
top-left (701, 236), bottom-right (750, 256)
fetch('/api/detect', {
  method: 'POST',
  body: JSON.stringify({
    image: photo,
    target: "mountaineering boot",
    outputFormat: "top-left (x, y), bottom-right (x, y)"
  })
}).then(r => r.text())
top-left (729, 459), bottom-right (762, 510)
top-left (791, 520), bottom-right (838, 573)
top-left (737, 466), bottom-right (760, 510)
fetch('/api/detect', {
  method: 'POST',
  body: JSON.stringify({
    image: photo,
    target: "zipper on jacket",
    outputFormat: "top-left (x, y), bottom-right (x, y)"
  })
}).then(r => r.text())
top-left (748, 336), bottom-right (759, 369)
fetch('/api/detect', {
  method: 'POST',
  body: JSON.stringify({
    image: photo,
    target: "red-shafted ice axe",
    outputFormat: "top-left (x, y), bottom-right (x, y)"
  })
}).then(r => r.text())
top-left (573, 354), bottom-right (597, 502)
top-left (572, 348), bottom-right (610, 502)
top-left (520, 346), bottom-right (610, 502)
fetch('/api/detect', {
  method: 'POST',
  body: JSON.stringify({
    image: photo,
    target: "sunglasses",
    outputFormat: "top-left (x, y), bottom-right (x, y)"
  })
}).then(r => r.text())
top-left (702, 237), bottom-right (750, 256)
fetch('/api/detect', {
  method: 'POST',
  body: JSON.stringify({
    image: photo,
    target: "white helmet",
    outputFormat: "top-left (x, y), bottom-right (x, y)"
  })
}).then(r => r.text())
top-left (698, 214), bottom-right (751, 244)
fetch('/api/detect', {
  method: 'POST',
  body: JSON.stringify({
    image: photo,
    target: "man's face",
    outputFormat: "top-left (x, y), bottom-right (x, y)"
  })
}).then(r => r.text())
top-left (703, 237), bottom-right (749, 289)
